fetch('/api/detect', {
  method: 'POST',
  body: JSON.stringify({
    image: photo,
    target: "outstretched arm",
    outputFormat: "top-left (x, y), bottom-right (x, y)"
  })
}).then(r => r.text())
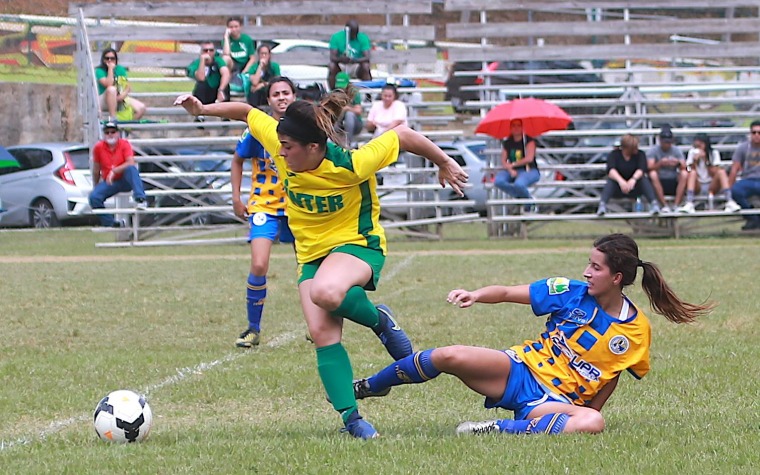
top-left (174, 93), bottom-right (251, 121)
top-left (393, 125), bottom-right (468, 196)
top-left (447, 284), bottom-right (531, 308)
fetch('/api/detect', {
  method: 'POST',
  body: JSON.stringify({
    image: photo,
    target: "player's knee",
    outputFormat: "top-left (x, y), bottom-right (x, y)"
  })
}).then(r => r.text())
top-left (430, 345), bottom-right (468, 370)
top-left (575, 409), bottom-right (605, 434)
top-left (309, 283), bottom-right (343, 311)
top-left (250, 260), bottom-right (269, 276)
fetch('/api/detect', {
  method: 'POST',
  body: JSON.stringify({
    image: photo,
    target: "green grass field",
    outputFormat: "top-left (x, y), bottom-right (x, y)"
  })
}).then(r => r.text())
top-left (1, 229), bottom-right (758, 474)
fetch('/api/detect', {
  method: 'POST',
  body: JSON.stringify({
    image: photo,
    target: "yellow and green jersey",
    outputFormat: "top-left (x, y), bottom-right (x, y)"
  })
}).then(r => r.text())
top-left (246, 107), bottom-right (399, 264)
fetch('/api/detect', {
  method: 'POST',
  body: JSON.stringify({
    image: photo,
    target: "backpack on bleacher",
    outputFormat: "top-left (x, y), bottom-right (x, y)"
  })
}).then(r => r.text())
top-left (229, 72), bottom-right (251, 96)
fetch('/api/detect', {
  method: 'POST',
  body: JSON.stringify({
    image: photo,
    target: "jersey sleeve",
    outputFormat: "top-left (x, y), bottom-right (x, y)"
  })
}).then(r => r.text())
top-left (186, 59), bottom-right (198, 78)
top-left (350, 131), bottom-right (400, 179)
top-left (529, 277), bottom-right (585, 317)
top-left (235, 128), bottom-right (263, 159)
top-left (245, 107), bottom-right (280, 158)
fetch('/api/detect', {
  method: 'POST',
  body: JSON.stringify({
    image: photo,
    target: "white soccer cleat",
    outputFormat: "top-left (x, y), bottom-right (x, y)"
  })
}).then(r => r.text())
top-left (455, 420), bottom-right (500, 436)
top-left (678, 202), bottom-right (696, 214)
top-left (724, 200), bottom-right (741, 213)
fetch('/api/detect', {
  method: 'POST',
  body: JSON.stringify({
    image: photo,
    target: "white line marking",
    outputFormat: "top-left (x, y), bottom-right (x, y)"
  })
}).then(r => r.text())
top-left (383, 254), bottom-right (415, 281)
top-left (0, 330), bottom-right (301, 452)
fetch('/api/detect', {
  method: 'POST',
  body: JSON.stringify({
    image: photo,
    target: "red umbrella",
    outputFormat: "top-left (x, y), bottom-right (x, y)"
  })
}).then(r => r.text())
top-left (475, 97), bottom-right (572, 139)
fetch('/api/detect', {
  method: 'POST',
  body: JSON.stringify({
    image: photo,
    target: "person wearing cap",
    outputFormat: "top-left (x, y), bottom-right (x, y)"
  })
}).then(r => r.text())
top-left (729, 120), bottom-right (760, 230)
top-left (333, 72), bottom-right (363, 148)
top-left (89, 121), bottom-right (147, 228)
top-left (328, 19), bottom-right (372, 90)
top-left (646, 126), bottom-right (687, 213)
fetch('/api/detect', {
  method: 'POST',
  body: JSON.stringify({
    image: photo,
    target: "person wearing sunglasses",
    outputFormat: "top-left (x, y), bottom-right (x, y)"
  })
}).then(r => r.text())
top-left (89, 121), bottom-right (147, 228)
top-left (729, 120), bottom-right (760, 230)
top-left (187, 41), bottom-right (231, 105)
top-left (94, 48), bottom-right (147, 122)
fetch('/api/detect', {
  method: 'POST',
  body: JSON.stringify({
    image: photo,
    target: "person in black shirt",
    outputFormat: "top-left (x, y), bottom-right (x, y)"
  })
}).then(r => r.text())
top-left (597, 134), bottom-right (659, 216)
top-left (493, 120), bottom-right (540, 212)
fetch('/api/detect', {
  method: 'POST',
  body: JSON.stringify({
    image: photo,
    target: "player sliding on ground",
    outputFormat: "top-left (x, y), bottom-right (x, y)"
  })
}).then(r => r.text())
top-left (175, 88), bottom-right (468, 439)
top-left (353, 233), bottom-right (714, 435)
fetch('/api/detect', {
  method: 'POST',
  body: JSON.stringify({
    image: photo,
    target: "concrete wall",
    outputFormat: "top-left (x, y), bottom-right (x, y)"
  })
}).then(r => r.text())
top-left (0, 83), bottom-right (82, 146)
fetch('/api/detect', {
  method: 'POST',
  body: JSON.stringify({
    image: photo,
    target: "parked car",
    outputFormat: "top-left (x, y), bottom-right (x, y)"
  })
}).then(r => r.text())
top-left (0, 143), bottom-right (94, 228)
top-left (445, 60), bottom-right (603, 113)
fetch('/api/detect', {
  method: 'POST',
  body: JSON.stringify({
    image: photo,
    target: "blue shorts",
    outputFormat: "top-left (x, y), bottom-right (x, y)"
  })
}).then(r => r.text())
top-left (484, 349), bottom-right (571, 420)
top-left (248, 212), bottom-right (294, 244)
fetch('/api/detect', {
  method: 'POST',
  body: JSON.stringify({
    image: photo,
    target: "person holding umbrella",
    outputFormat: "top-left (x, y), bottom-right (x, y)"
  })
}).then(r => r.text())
top-left (476, 98), bottom-right (572, 213)
top-left (493, 119), bottom-right (540, 212)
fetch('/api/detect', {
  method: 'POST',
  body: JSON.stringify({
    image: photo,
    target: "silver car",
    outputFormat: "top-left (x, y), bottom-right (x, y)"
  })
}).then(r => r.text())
top-left (0, 143), bottom-right (92, 228)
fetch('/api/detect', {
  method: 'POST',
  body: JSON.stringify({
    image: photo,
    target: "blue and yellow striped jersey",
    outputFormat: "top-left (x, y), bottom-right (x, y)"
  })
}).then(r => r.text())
top-left (512, 278), bottom-right (651, 406)
top-left (245, 107), bottom-right (399, 264)
top-left (235, 128), bottom-right (287, 216)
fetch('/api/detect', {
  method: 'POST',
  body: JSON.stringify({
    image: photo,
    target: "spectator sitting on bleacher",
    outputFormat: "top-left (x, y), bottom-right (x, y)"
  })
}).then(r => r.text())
top-left (89, 121), bottom-right (147, 228)
top-left (95, 48), bottom-right (147, 122)
top-left (597, 134), bottom-right (660, 216)
top-left (729, 120), bottom-right (760, 230)
top-left (328, 19), bottom-right (372, 90)
top-left (222, 16), bottom-right (257, 75)
top-left (247, 44), bottom-right (281, 107)
top-left (493, 119), bottom-right (540, 213)
top-left (678, 134), bottom-right (739, 214)
top-left (366, 84), bottom-right (407, 138)
top-left (333, 72), bottom-right (363, 148)
top-left (187, 41), bottom-right (230, 106)
top-left (646, 126), bottom-right (687, 213)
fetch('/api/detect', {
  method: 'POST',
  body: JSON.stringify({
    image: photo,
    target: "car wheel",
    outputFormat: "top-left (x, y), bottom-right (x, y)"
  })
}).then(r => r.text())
top-left (191, 213), bottom-right (209, 226)
top-left (30, 198), bottom-right (60, 228)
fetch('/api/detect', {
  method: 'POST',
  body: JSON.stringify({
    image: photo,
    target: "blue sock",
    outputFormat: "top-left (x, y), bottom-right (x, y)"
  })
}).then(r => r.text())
top-left (366, 349), bottom-right (441, 392)
top-left (495, 413), bottom-right (569, 435)
top-left (246, 274), bottom-right (266, 332)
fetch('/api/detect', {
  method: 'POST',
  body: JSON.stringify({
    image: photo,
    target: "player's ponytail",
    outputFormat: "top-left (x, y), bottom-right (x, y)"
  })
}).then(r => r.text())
top-left (593, 233), bottom-right (714, 324)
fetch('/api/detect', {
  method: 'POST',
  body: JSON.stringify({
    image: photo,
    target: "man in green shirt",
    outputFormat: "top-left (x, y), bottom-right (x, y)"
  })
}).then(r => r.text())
top-left (328, 19), bottom-right (372, 90)
top-left (222, 16), bottom-right (257, 74)
top-left (187, 41), bottom-right (231, 105)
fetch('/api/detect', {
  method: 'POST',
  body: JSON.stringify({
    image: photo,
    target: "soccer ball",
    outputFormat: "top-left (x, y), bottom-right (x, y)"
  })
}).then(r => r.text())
top-left (93, 390), bottom-right (153, 443)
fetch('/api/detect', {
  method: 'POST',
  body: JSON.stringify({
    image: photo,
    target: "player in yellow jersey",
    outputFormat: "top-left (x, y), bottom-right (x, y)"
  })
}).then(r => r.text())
top-left (231, 77), bottom-right (296, 348)
top-left (175, 88), bottom-right (468, 439)
top-left (352, 233), bottom-right (714, 435)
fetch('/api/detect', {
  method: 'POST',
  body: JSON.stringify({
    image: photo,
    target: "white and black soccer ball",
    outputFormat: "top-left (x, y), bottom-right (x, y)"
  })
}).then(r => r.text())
top-left (93, 390), bottom-right (153, 443)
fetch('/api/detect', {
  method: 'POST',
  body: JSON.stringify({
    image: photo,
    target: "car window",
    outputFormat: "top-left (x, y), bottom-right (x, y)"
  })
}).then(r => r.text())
top-left (8, 148), bottom-right (53, 171)
top-left (465, 144), bottom-right (488, 161)
top-left (441, 148), bottom-right (467, 167)
top-left (66, 148), bottom-right (91, 169)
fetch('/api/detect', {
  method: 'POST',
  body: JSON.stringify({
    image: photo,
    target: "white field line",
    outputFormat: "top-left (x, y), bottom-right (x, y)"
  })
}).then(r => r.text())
top-left (0, 330), bottom-right (300, 452)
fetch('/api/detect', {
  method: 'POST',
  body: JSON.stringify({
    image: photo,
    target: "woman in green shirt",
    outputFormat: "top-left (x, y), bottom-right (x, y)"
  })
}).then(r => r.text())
top-left (247, 44), bottom-right (281, 106)
top-left (94, 48), bottom-right (146, 121)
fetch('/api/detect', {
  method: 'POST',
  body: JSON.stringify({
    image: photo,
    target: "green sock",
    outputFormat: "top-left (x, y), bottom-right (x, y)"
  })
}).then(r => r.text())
top-left (316, 342), bottom-right (356, 424)
top-left (332, 286), bottom-right (380, 330)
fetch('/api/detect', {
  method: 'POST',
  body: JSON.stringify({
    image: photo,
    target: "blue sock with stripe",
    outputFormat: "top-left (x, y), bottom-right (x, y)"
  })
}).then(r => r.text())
top-left (366, 349), bottom-right (441, 392)
top-left (246, 273), bottom-right (266, 332)
top-left (495, 413), bottom-right (569, 434)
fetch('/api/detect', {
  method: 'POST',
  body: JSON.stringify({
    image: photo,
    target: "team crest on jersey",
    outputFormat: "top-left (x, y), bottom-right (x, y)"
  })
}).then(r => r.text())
top-left (547, 277), bottom-right (570, 295)
top-left (609, 335), bottom-right (630, 355)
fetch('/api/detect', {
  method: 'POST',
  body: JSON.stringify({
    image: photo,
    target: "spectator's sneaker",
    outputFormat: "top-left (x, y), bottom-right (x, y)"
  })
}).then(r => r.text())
top-left (660, 205), bottom-right (672, 214)
top-left (455, 420), bottom-right (501, 436)
top-left (724, 200), bottom-right (741, 213)
top-left (650, 204), bottom-right (661, 215)
top-left (341, 411), bottom-right (379, 439)
top-left (374, 304), bottom-right (413, 360)
top-left (678, 202), bottom-right (696, 214)
top-left (135, 198), bottom-right (148, 210)
top-left (596, 203), bottom-right (606, 216)
top-left (236, 328), bottom-right (260, 348)
top-left (353, 378), bottom-right (391, 400)
top-left (111, 219), bottom-right (126, 228)
top-left (741, 220), bottom-right (760, 231)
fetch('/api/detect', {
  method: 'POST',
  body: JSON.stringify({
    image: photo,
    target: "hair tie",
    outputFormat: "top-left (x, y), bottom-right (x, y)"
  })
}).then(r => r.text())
top-left (637, 259), bottom-right (644, 267)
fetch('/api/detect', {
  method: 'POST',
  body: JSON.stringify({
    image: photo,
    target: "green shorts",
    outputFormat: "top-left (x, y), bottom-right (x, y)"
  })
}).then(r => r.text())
top-left (297, 244), bottom-right (385, 290)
